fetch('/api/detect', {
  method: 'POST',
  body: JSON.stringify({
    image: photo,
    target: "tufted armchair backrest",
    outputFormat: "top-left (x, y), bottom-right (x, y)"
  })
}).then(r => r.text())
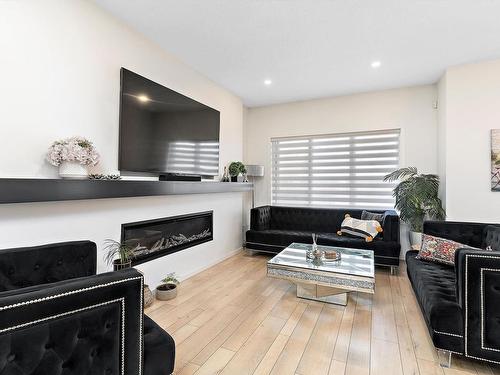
top-left (0, 241), bottom-right (97, 292)
top-left (423, 221), bottom-right (500, 250)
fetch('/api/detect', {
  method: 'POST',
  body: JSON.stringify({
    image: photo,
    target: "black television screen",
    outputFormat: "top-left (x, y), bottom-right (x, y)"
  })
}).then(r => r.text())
top-left (119, 68), bottom-right (220, 177)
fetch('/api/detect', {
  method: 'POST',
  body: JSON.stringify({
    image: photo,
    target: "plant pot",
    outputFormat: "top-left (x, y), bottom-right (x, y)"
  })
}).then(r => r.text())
top-left (230, 176), bottom-right (238, 182)
top-left (143, 284), bottom-right (154, 308)
top-left (409, 231), bottom-right (422, 247)
top-left (113, 259), bottom-right (132, 271)
top-left (156, 283), bottom-right (178, 301)
top-left (59, 161), bottom-right (88, 179)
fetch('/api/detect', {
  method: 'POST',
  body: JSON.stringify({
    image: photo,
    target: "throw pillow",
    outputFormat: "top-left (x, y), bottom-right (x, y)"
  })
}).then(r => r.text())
top-left (361, 210), bottom-right (385, 223)
top-left (337, 214), bottom-right (383, 242)
top-left (416, 234), bottom-right (477, 265)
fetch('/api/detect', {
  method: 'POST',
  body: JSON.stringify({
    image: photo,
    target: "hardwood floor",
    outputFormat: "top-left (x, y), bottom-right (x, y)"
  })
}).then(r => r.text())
top-left (145, 251), bottom-right (500, 375)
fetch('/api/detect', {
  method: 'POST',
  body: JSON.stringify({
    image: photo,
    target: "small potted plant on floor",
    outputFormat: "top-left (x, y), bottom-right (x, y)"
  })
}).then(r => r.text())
top-left (228, 161), bottom-right (247, 182)
top-left (156, 273), bottom-right (180, 301)
top-left (103, 239), bottom-right (135, 270)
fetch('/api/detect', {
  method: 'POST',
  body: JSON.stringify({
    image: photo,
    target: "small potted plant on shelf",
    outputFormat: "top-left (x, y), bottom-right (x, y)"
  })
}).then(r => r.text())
top-left (228, 161), bottom-right (247, 182)
top-left (103, 239), bottom-right (135, 270)
top-left (46, 136), bottom-right (100, 179)
top-left (156, 273), bottom-right (180, 301)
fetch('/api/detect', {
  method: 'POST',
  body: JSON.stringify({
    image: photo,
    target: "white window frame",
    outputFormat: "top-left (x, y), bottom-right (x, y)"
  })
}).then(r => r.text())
top-left (271, 129), bottom-right (400, 210)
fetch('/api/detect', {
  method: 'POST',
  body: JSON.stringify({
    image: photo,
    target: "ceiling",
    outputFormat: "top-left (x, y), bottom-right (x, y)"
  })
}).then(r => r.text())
top-left (93, 0), bottom-right (500, 107)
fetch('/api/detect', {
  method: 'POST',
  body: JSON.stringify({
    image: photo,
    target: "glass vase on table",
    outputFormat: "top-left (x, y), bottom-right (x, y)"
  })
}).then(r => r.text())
top-left (307, 233), bottom-right (324, 260)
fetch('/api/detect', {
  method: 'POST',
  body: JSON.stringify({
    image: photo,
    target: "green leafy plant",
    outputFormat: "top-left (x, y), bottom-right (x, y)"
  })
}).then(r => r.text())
top-left (384, 167), bottom-right (445, 232)
top-left (103, 239), bottom-right (135, 266)
top-left (228, 161), bottom-right (246, 177)
top-left (161, 272), bottom-right (180, 285)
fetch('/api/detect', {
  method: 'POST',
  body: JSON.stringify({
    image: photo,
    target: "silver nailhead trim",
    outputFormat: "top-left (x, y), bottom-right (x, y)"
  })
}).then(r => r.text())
top-left (1, 298), bottom-right (126, 375)
top-left (139, 275), bottom-right (144, 375)
top-left (433, 330), bottom-right (463, 338)
top-left (0, 275), bottom-right (143, 373)
top-left (0, 276), bottom-right (143, 311)
top-left (464, 254), bottom-right (500, 362)
top-left (480, 268), bottom-right (500, 352)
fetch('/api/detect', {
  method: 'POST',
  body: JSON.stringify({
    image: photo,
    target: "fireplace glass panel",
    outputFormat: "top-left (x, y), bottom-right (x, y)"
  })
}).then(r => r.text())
top-left (122, 211), bottom-right (213, 265)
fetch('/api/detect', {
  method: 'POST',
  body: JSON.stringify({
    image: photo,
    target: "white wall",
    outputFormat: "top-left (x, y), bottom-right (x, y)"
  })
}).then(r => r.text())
top-left (244, 85), bottom-right (439, 207)
top-left (437, 74), bottom-right (447, 206)
top-left (0, 0), bottom-right (245, 287)
top-left (244, 85), bottom-right (438, 255)
top-left (439, 59), bottom-right (500, 222)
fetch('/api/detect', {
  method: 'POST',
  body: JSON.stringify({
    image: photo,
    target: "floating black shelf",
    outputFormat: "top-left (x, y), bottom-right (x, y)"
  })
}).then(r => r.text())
top-left (0, 179), bottom-right (253, 204)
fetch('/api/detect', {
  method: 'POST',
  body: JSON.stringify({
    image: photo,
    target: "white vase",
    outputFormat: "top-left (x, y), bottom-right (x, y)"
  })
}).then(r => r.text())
top-left (59, 161), bottom-right (88, 179)
top-left (409, 231), bottom-right (422, 248)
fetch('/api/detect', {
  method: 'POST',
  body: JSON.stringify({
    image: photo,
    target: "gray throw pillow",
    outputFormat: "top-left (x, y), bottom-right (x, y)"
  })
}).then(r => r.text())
top-left (361, 210), bottom-right (384, 223)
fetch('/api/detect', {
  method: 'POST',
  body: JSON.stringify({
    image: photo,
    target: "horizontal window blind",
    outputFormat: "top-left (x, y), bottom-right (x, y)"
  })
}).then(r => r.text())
top-left (166, 141), bottom-right (219, 176)
top-left (271, 129), bottom-right (400, 209)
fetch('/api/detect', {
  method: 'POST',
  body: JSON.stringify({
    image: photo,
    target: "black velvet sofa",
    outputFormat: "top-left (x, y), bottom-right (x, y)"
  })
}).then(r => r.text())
top-left (0, 241), bottom-right (175, 375)
top-left (246, 205), bottom-right (400, 269)
top-left (406, 221), bottom-right (500, 366)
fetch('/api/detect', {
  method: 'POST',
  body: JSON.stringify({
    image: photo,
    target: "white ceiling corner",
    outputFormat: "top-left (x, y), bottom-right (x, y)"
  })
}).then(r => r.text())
top-left (93, 0), bottom-right (500, 107)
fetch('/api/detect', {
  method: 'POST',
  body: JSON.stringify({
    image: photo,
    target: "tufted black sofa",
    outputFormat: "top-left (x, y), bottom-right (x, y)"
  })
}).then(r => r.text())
top-left (0, 241), bottom-right (175, 375)
top-left (406, 221), bottom-right (500, 365)
top-left (246, 205), bottom-right (400, 268)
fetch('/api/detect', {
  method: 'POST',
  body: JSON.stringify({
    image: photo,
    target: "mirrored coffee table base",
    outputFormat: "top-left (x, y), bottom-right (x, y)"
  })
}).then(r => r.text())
top-left (267, 243), bottom-right (375, 306)
top-left (296, 284), bottom-right (348, 305)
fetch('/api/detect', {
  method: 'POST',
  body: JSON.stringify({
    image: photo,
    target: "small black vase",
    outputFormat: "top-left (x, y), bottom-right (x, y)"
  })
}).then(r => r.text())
top-left (231, 176), bottom-right (238, 182)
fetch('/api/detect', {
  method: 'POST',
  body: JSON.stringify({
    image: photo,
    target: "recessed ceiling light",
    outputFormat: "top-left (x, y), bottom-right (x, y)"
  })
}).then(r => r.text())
top-left (137, 94), bottom-right (150, 102)
top-left (371, 61), bottom-right (381, 69)
top-left (264, 79), bottom-right (272, 86)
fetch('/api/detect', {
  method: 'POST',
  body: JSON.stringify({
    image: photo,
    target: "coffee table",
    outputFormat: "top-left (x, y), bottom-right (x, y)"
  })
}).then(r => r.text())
top-left (267, 242), bottom-right (375, 305)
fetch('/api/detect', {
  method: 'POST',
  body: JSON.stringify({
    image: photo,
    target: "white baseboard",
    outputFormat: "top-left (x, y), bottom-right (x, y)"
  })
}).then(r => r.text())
top-left (178, 247), bottom-right (243, 282)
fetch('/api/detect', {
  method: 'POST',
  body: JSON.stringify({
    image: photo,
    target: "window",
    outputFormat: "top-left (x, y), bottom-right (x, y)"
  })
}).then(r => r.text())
top-left (271, 129), bottom-right (400, 209)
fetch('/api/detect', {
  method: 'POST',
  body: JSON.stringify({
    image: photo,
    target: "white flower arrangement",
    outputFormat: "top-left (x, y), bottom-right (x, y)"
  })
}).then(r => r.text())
top-left (46, 136), bottom-right (100, 167)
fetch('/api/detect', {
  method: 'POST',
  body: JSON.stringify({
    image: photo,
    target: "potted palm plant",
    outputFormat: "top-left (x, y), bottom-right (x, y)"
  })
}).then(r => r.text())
top-left (228, 161), bottom-right (247, 182)
top-left (384, 167), bottom-right (446, 246)
top-left (156, 273), bottom-right (180, 301)
top-left (103, 239), bottom-right (135, 270)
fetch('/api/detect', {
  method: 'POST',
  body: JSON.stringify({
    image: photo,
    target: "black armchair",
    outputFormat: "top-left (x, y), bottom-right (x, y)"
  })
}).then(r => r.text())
top-left (406, 221), bottom-right (500, 366)
top-left (455, 247), bottom-right (500, 364)
top-left (0, 241), bottom-right (175, 375)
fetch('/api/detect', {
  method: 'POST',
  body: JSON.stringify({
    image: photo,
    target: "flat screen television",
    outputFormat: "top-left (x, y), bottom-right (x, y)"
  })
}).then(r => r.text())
top-left (119, 68), bottom-right (220, 178)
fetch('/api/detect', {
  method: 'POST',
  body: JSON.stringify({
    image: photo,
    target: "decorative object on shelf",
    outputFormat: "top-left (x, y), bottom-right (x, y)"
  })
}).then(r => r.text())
top-left (384, 167), bottom-right (446, 246)
top-left (221, 166), bottom-right (230, 182)
top-left (143, 284), bottom-right (154, 308)
top-left (103, 239), bottom-right (135, 270)
top-left (46, 136), bottom-right (100, 179)
top-left (156, 273), bottom-right (180, 301)
top-left (491, 129), bottom-right (500, 191)
top-left (88, 173), bottom-right (121, 180)
top-left (228, 161), bottom-right (246, 182)
top-left (245, 165), bottom-right (264, 208)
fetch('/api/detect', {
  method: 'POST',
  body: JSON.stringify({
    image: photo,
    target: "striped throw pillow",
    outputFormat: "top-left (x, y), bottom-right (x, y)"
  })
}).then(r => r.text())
top-left (337, 214), bottom-right (383, 242)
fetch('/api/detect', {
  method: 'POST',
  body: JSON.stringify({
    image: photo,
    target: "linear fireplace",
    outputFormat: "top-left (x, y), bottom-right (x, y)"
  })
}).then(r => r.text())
top-left (122, 211), bottom-right (213, 266)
